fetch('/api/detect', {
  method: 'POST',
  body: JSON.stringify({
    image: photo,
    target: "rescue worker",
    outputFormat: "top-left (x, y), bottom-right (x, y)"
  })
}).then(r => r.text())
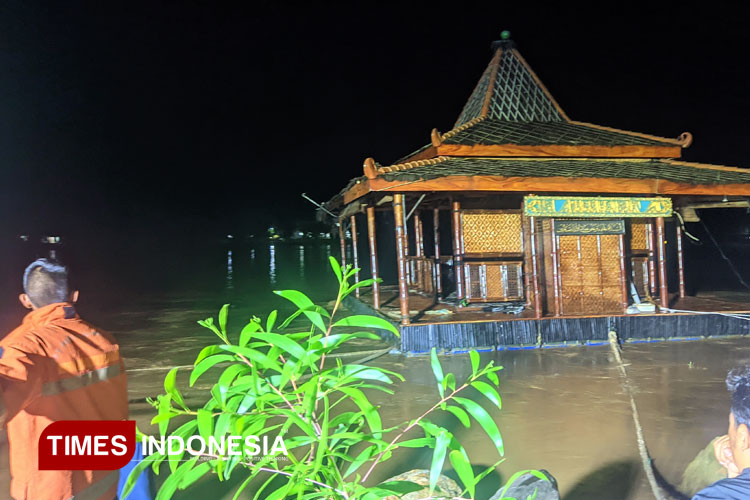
top-left (0, 258), bottom-right (128, 500)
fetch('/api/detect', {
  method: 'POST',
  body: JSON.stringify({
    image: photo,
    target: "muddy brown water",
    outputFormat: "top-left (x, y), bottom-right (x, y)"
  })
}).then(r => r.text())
top-left (1, 242), bottom-right (748, 498)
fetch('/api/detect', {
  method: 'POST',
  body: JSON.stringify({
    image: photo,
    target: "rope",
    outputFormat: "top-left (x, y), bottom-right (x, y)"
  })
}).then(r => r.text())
top-left (699, 218), bottom-right (750, 292)
top-left (607, 331), bottom-right (666, 500)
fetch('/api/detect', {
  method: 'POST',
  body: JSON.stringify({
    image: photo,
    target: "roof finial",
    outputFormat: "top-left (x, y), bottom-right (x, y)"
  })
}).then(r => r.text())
top-left (491, 30), bottom-right (516, 51)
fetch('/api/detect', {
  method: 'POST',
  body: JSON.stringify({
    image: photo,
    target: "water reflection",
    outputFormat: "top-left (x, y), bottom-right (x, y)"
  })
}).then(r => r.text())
top-left (298, 245), bottom-right (305, 278)
top-left (226, 250), bottom-right (233, 290)
top-left (250, 249), bottom-right (255, 261)
top-left (269, 244), bottom-right (276, 285)
top-left (325, 244), bottom-right (331, 260)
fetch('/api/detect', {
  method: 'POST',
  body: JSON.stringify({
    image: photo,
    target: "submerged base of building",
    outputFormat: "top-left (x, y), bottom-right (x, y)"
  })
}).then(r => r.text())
top-left (344, 295), bottom-right (750, 354)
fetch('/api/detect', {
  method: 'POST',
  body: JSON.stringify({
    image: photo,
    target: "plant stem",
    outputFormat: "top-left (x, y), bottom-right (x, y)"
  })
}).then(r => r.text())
top-left (361, 376), bottom-right (478, 483)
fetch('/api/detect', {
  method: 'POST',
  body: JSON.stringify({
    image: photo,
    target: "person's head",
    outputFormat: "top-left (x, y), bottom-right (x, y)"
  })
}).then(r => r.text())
top-left (726, 366), bottom-right (750, 469)
top-left (19, 258), bottom-right (78, 310)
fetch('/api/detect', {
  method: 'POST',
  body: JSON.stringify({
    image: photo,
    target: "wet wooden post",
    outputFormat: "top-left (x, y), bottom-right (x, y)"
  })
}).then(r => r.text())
top-left (646, 221), bottom-right (657, 296)
top-left (529, 216), bottom-right (542, 318)
top-left (350, 214), bottom-right (360, 298)
top-left (338, 217), bottom-right (347, 268)
top-left (550, 223), bottom-right (562, 316)
top-left (618, 233), bottom-right (629, 312)
top-left (414, 211), bottom-right (423, 289)
top-left (522, 216), bottom-right (533, 309)
top-left (393, 195), bottom-right (410, 325)
top-left (433, 208), bottom-right (442, 297)
top-left (656, 216), bottom-right (669, 310)
top-left (402, 198), bottom-right (411, 285)
top-left (451, 201), bottom-right (464, 301)
top-left (366, 206), bottom-right (380, 309)
top-left (676, 223), bottom-right (686, 298)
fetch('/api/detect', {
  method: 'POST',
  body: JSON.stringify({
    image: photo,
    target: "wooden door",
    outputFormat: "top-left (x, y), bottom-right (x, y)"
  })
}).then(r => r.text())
top-left (558, 234), bottom-right (623, 315)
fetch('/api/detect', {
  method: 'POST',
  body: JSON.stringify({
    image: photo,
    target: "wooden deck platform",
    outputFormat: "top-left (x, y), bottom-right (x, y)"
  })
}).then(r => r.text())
top-left (345, 286), bottom-right (750, 353)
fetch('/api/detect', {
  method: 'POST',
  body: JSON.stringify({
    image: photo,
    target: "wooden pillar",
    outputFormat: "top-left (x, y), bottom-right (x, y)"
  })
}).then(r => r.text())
top-left (529, 216), bottom-right (542, 319)
top-left (451, 201), bottom-right (464, 301)
top-left (366, 206), bottom-right (380, 309)
top-left (350, 215), bottom-right (360, 297)
top-left (338, 218), bottom-right (347, 268)
top-left (393, 195), bottom-right (410, 325)
top-left (402, 198), bottom-right (411, 285)
top-left (676, 223), bottom-right (686, 298)
top-left (414, 211), bottom-right (423, 289)
top-left (646, 221), bottom-right (657, 296)
top-left (656, 216), bottom-right (669, 310)
top-left (550, 224), bottom-right (561, 316)
top-left (433, 208), bottom-right (442, 297)
top-left (618, 233), bottom-right (629, 312)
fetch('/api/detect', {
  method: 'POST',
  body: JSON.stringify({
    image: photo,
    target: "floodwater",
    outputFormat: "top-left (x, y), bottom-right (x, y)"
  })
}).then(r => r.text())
top-left (1, 239), bottom-right (749, 499)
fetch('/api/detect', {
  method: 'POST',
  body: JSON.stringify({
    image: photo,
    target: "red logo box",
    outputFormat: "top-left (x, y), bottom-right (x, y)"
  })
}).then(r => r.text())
top-left (39, 420), bottom-right (136, 470)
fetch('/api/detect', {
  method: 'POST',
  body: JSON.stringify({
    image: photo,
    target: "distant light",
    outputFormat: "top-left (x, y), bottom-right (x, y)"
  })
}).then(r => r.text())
top-left (19, 235), bottom-right (29, 242)
top-left (227, 234), bottom-right (234, 239)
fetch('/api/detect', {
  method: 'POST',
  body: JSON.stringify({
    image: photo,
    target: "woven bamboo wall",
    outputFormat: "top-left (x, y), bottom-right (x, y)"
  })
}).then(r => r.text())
top-left (462, 211), bottom-right (522, 255)
top-left (464, 262), bottom-right (523, 302)
top-left (630, 219), bottom-right (649, 251)
top-left (558, 234), bottom-right (622, 315)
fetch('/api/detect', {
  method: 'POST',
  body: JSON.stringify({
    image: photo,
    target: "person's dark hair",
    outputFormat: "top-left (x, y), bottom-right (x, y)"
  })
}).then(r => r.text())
top-left (727, 366), bottom-right (750, 427)
top-left (22, 258), bottom-right (69, 308)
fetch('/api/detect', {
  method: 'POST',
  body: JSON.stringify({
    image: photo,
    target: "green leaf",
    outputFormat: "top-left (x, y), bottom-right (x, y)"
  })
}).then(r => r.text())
top-left (470, 350), bottom-right (480, 376)
top-left (179, 461), bottom-right (211, 489)
top-left (338, 386), bottom-right (381, 438)
top-left (120, 454), bottom-right (156, 499)
top-left (496, 470), bottom-right (548, 500)
top-left (455, 396), bottom-right (504, 456)
top-left (194, 345), bottom-right (222, 365)
top-left (445, 405), bottom-right (471, 428)
top-left (472, 380), bottom-right (502, 409)
top-left (218, 345), bottom-right (283, 373)
top-left (157, 394), bottom-right (172, 436)
top-left (190, 354), bottom-right (234, 386)
top-left (164, 367), bottom-right (186, 409)
top-left (486, 369), bottom-right (499, 386)
top-left (266, 310), bottom-right (278, 332)
top-left (218, 304), bottom-right (229, 336)
top-left (332, 315), bottom-right (399, 336)
top-left (156, 457), bottom-right (197, 500)
top-left (429, 429), bottom-right (450, 493)
top-left (430, 348), bottom-right (444, 398)
top-left (273, 290), bottom-right (328, 332)
top-left (443, 372), bottom-right (456, 393)
top-left (217, 364), bottom-right (251, 406)
top-left (449, 449), bottom-right (476, 498)
top-left (197, 409), bottom-right (213, 442)
top-left (239, 320), bottom-right (262, 348)
top-left (329, 256), bottom-right (343, 283)
top-left (255, 332), bottom-right (306, 360)
top-left (398, 437), bottom-right (435, 448)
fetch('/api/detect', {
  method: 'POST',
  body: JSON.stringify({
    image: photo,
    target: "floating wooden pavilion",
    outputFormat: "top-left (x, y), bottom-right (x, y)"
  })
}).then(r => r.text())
top-left (324, 33), bottom-right (750, 353)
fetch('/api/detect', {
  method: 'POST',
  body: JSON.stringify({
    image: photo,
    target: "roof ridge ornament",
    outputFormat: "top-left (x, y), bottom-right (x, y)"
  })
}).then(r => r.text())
top-left (677, 132), bottom-right (693, 148)
top-left (491, 30), bottom-right (516, 51)
top-left (430, 128), bottom-right (443, 147)
top-left (363, 157), bottom-right (378, 179)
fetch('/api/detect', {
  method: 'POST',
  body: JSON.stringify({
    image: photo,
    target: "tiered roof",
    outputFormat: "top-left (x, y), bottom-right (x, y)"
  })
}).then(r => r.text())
top-left (327, 33), bottom-right (749, 208)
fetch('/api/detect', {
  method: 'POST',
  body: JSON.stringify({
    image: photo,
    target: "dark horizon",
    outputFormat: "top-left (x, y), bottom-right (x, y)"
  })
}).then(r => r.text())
top-left (1, 2), bottom-right (750, 241)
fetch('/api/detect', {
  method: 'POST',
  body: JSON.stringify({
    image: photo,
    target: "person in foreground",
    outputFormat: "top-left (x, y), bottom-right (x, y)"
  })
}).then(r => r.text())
top-left (693, 366), bottom-right (750, 499)
top-left (0, 259), bottom-right (128, 500)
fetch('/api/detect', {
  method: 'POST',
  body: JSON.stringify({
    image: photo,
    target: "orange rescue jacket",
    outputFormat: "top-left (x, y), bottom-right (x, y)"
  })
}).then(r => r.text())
top-left (0, 303), bottom-right (128, 500)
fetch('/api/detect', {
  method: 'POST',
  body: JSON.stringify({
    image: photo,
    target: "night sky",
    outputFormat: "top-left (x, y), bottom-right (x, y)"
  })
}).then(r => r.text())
top-left (2, 2), bottom-right (750, 241)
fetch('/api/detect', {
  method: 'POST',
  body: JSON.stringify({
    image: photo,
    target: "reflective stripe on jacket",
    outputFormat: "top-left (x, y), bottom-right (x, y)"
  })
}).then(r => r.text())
top-left (0, 303), bottom-right (128, 500)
